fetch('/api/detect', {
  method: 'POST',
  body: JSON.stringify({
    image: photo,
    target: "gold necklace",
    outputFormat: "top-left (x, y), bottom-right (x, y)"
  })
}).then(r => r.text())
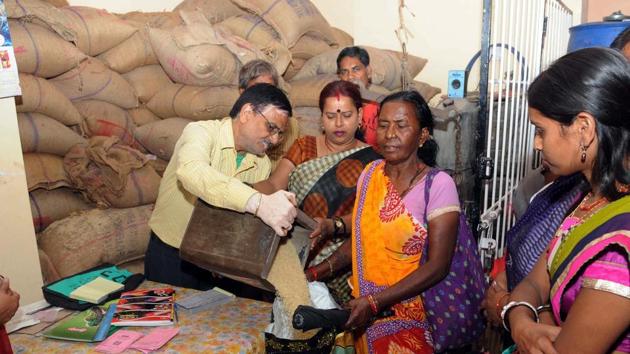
top-left (323, 137), bottom-right (357, 154)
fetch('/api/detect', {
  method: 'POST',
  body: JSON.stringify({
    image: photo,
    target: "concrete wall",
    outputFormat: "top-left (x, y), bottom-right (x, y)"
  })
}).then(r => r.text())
top-left (0, 97), bottom-right (43, 305)
top-left (583, 0), bottom-right (630, 22)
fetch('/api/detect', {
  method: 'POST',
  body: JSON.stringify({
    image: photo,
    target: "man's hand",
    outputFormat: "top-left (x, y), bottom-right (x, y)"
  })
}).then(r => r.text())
top-left (0, 278), bottom-right (20, 325)
top-left (256, 191), bottom-right (297, 236)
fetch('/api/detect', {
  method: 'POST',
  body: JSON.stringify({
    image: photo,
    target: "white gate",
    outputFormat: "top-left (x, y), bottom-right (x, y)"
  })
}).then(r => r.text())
top-left (477, 0), bottom-right (572, 269)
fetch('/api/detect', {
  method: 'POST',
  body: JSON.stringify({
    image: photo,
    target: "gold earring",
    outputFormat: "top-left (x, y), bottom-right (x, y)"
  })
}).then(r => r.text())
top-left (580, 143), bottom-right (587, 163)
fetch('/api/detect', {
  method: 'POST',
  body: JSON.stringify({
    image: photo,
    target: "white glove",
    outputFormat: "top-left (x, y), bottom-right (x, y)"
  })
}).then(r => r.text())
top-left (256, 190), bottom-right (297, 236)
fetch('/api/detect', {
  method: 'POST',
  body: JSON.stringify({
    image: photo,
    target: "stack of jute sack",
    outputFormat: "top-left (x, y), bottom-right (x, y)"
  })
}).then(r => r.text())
top-left (8, 0), bottom-right (440, 284)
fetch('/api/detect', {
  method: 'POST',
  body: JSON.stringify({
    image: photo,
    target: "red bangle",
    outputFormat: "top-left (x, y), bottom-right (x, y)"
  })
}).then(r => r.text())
top-left (367, 295), bottom-right (379, 315)
top-left (308, 267), bottom-right (318, 281)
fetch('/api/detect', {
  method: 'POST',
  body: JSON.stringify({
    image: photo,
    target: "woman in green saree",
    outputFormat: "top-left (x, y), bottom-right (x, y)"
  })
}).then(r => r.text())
top-left (256, 80), bottom-right (380, 303)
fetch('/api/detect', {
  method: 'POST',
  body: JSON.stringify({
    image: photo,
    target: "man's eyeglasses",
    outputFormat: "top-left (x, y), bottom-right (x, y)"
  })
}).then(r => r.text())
top-left (255, 109), bottom-right (285, 140)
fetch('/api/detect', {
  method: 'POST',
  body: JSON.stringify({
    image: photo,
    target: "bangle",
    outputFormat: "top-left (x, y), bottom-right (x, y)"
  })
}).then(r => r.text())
top-left (500, 301), bottom-right (539, 332)
top-left (536, 304), bottom-right (551, 314)
top-left (308, 267), bottom-right (318, 281)
top-left (325, 258), bottom-right (334, 275)
top-left (254, 193), bottom-right (263, 216)
top-left (367, 295), bottom-right (379, 315)
top-left (495, 292), bottom-right (510, 320)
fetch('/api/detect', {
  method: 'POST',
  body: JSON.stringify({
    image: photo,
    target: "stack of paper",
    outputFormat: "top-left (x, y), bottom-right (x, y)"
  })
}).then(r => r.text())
top-left (176, 287), bottom-right (235, 314)
top-left (69, 277), bottom-right (124, 304)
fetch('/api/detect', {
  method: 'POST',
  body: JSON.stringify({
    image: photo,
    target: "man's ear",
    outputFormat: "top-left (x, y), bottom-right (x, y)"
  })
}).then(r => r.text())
top-left (238, 103), bottom-right (253, 123)
top-left (366, 65), bottom-right (373, 78)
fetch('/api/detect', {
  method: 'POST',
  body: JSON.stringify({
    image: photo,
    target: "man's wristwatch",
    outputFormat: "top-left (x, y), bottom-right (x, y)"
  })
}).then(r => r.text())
top-left (332, 216), bottom-right (344, 236)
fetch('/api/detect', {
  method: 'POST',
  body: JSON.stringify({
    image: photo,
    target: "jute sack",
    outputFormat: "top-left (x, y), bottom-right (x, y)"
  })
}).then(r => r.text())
top-left (128, 107), bottom-right (161, 127)
top-left (18, 112), bottom-right (86, 156)
top-left (50, 58), bottom-right (139, 109)
top-left (147, 84), bottom-right (238, 120)
top-left (173, 0), bottom-right (246, 24)
top-left (74, 100), bottom-right (142, 149)
top-left (38, 248), bottom-right (61, 284)
top-left (23, 153), bottom-right (72, 191)
top-left (330, 27), bottom-right (353, 48)
top-left (293, 46), bottom-right (428, 91)
top-left (10, 20), bottom-right (86, 78)
top-left (409, 80), bottom-right (442, 103)
top-left (231, 0), bottom-right (336, 48)
top-left (119, 11), bottom-right (182, 29)
top-left (5, 0), bottom-right (76, 42)
top-left (290, 34), bottom-right (331, 60)
top-left (61, 6), bottom-right (137, 56)
top-left (29, 187), bottom-right (93, 233)
top-left (147, 157), bottom-right (168, 177)
top-left (122, 65), bottom-right (173, 103)
top-left (216, 15), bottom-right (291, 75)
top-left (148, 25), bottom-right (237, 86)
top-left (64, 136), bottom-right (161, 208)
top-left (42, 0), bottom-right (67, 7)
top-left (16, 73), bottom-right (83, 126)
top-left (97, 27), bottom-right (159, 74)
top-left (134, 117), bottom-right (192, 161)
top-left (288, 74), bottom-right (337, 107)
top-left (37, 204), bottom-right (153, 278)
top-left (283, 58), bottom-right (306, 81)
top-left (293, 106), bottom-right (322, 137)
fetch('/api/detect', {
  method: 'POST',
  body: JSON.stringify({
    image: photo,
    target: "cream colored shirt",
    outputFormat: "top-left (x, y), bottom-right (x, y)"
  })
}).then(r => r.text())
top-left (149, 118), bottom-right (271, 248)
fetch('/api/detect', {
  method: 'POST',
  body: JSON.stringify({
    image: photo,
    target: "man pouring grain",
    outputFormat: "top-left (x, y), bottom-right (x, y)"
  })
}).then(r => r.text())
top-left (145, 83), bottom-right (297, 290)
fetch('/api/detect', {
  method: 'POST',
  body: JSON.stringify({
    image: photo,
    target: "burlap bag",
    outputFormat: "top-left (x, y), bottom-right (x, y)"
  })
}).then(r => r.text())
top-left (37, 204), bottom-right (153, 278)
top-left (231, 0), bottom-right (335, 48)
top-left (18, 112), bottom-right (86, 156)
top-left (61, 6), bottom-right (137, 56)
top-left (10, 20), bottom-right (86, 78)
top-left (173, 0), bottom-right (245, 24)
top-left (74, 100), bottom-right (142, 150)
top-left (283, 58), bottom-right (306, 81)
top-left (42, 0), bottom-right (67, 7)
top-left (134, 117), bottom-right (192, 161)
top-left (16, 73), bottom-right (83, 126)
top-left (23, 153), bottom-right (72, 191)
top-left (119, 11), bottom-right (183, 29)
top-left (409, 80), bottom-right (442, 103)
top-left (128, 107), bottom-right (162, 127)
top-left (148, 23), bottom-right (237, 86)
top-left (216, 15), bottom-right (291, 75)
top-left (29, 187), bottom-right (93, 233)
top-left (50, 58), bottom-right (139, 109)
top-left (5, 0), bottom-right (76, 42)
top-left (330, 27), bottom-right (353, 48)
top-left (38, 248), bottom-right (61, 284)
top-left (288, 74), bottom-right (337, 107)
top-left (122, 65), bottom-right (173, 103)
top-left (293, 46), bottom-right (428, 91)
top-left (64, 136), bottom-right (161, 208)
top-left (97, 28), bottom-right (159, 74)
top-left (293, 106), bottom-right (322, 137)
top-left (290, 34), bottom-right (332, 60)
top-left (147, 84), bottom-right (238, 120)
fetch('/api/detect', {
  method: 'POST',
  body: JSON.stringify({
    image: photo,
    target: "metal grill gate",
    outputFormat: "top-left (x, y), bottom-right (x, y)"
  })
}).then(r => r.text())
top-left (476, 0), bottom-right (573, 269)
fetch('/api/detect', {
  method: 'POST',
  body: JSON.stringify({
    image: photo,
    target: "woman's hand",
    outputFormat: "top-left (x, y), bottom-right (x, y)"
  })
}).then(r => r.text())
top-left (309, 217), bottom-right (333, 249)
top-left (511, 320), bottom-right (561, 354)
top-left (482, 271), bottom-right (509, 327)
top-left (344, 296), bottom-right (373, 330)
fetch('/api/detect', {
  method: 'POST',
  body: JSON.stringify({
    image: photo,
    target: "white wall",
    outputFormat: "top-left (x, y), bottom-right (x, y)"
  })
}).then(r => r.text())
top-left (0, 97), bottom-right (43, 305)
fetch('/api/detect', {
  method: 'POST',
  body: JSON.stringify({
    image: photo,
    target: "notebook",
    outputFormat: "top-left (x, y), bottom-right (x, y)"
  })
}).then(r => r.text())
top-left (43, 302), bottom-right (118, 342)
top-left (69, 277), bottom-right (124, 304)
top-left (111, 288), bottom-right (176, 327)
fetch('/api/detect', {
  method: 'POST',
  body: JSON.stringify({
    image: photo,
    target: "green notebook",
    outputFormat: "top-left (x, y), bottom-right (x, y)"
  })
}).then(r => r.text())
top-left (43, 301), bottom-right (119, 342)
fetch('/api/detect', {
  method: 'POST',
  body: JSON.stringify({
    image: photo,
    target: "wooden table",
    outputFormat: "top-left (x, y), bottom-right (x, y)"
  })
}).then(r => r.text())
top-left (9, 281), bottom-right (272, 353)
